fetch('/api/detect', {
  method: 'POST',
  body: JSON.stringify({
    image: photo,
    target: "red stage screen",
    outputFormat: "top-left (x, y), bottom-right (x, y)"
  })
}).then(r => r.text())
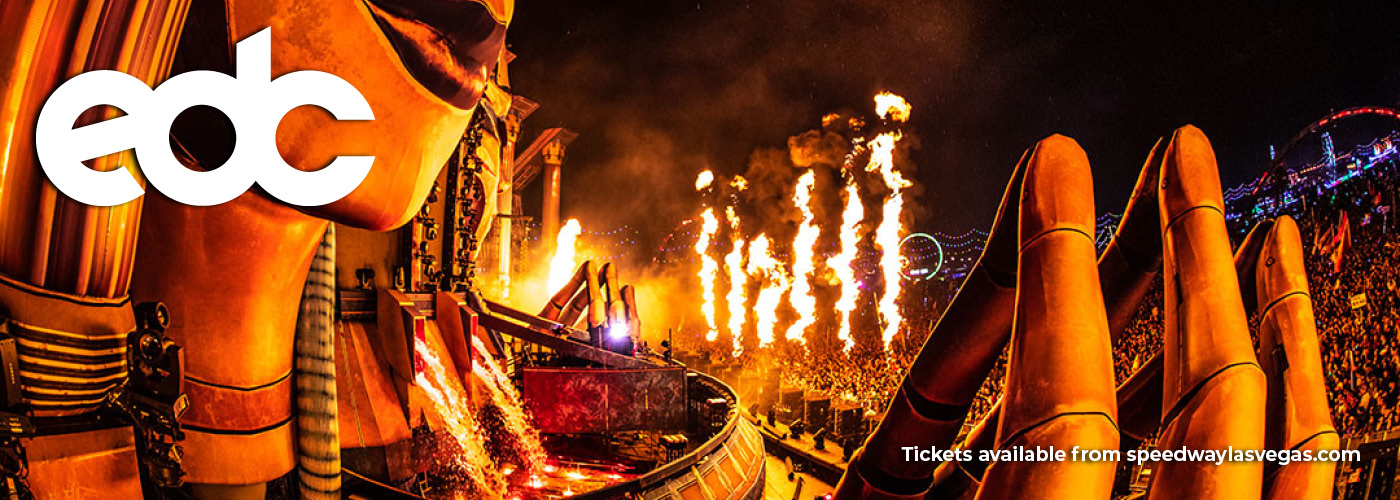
top-left (523, 366), bottom-right (687, 434)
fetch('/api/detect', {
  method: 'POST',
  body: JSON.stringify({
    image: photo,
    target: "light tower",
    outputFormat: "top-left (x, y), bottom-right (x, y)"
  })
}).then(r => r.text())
top-left (1323, 131), bottom-right (1337, 177)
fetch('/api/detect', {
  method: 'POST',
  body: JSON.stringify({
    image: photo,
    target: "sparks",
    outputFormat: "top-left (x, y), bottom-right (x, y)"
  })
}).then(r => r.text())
top-left (723, 206), bottom-right (747, 356)
top-left (785, 170), bottom-right (819, 345)
top-left (547, 219), bottom-right (583, 292)
top-left (696, 207), bottom-right (721, 342)
top-left (469, 337), bottom-right (549, 467)
top-left (413, 341), bottom-right (504, 492)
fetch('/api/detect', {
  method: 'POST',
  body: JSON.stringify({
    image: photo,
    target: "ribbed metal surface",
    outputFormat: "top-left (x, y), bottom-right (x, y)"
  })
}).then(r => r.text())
top-left (8, 318), bottom-right (128, 414)
top-left (296, 224), bottom-right (341, 499)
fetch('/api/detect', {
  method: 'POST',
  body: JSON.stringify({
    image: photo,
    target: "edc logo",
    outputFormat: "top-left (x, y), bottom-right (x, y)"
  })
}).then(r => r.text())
top-left (35, 29), bottom-right (374, 207)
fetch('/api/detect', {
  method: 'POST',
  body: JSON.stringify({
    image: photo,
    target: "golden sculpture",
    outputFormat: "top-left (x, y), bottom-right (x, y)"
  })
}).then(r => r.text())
top-left (0, 0), bottom-right (511, 498)
top-left (838, 126), bottom-right (1339, 500)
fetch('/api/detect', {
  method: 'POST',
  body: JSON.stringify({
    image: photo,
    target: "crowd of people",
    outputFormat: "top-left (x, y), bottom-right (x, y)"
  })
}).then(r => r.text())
top-left (1309, 223), bottom-right (1400, 435)
top-left (1300, 164), bottom-right (1400, 435)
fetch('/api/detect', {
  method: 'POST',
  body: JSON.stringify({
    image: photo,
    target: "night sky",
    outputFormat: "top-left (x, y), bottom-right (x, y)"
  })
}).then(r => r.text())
top-left (506, 1), bottom-right (1400, 245)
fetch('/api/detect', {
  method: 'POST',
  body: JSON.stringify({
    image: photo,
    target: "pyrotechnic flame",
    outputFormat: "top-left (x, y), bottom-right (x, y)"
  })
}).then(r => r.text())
top-left (746, 234), bottom-right (788, 347)
top-left (785, 170), bottom-right (819, 345)
top-left (731, 175), bottom-right (749, 191)
top-left (867, 131), bottom-right (911, 348)
top-left (827, 182), bottom-right (865, 352)
top-left (696, 170), bottom-right (715, 190)
top-left (724, 206), bottom-right (747, 356)
top-left (874, 92), bottom-right (911, 123)
top-left (696, 208), bottom-right (721, 342)
top-left (548, 219), bottom-right (583, 292)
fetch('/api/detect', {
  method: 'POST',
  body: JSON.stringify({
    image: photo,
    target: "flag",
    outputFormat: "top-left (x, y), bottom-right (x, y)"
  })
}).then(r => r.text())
top-left (1331, 211), bottom-right (1350, 274)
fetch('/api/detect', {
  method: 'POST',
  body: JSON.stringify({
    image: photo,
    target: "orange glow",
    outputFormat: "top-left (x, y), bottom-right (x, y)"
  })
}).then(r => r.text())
top-left (548, 219), bottom-right (583, 292)
top-left (413, 341), bottom-right (503, 492)
top-left (746, 234), bottom-right (788, 347)
top-left (827, 182), bottom-right (864, 352)
top-left (785, 170), bottom-right (819, 345)
top-left (696, 207), bottom-right (721, 342)
top-left (469, 336), bottom-right (547, 466)
top-left (724, 206), bottom-right (747, 356)
top-left (867, 130), bottom-right (911, 348)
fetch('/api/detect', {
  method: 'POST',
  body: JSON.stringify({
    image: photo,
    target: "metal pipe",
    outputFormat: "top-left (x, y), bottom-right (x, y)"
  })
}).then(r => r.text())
top-left (540, 262), bottom-right (590, 320)
top-left (497, 114), bottom-right (518, 294)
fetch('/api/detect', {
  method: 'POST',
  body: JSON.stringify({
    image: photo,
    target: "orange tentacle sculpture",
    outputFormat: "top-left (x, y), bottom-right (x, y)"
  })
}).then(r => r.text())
top-left (1148, 125), bottom-right (1267, 499)
top-left (1252, 216), bottom-right (1340, 499)
top-left (974, 136), bottom-right (1119, 499)
top-left (926, 134), bottom-right (1167, 500)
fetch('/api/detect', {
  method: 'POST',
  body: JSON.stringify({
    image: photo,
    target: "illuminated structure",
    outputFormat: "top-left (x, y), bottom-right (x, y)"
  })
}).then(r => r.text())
top-left (1, 2), bottom-right (769, 499)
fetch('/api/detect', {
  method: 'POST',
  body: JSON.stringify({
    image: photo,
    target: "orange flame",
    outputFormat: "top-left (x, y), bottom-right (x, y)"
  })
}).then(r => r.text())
top-left (723, 206), bottom-right (747, 356)
top-left (785, 170), bottom-right (819, 345)
top-left (547, 219), bottom-right (583, 292)
top-left (695, 170), bottom-right (715, 190)
top-left (746, 234), bottom-right (788, 347)
top-left (827, 182), bottom-right (864, 352)
top-left (875, 92), bottom-right (911, 123)
top-left (867, 130), bottom-right (911, 348)
top-left (696, 207), bottom-right (721, 342)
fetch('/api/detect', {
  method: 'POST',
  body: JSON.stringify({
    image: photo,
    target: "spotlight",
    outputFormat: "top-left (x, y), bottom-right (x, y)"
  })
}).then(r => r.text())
top-left (602, 320), bottom-right (635, 355)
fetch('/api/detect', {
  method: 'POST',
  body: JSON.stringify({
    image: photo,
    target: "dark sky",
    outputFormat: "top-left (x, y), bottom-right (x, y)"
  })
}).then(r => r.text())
top-left (505, 1), bottom-right (1400, 245)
